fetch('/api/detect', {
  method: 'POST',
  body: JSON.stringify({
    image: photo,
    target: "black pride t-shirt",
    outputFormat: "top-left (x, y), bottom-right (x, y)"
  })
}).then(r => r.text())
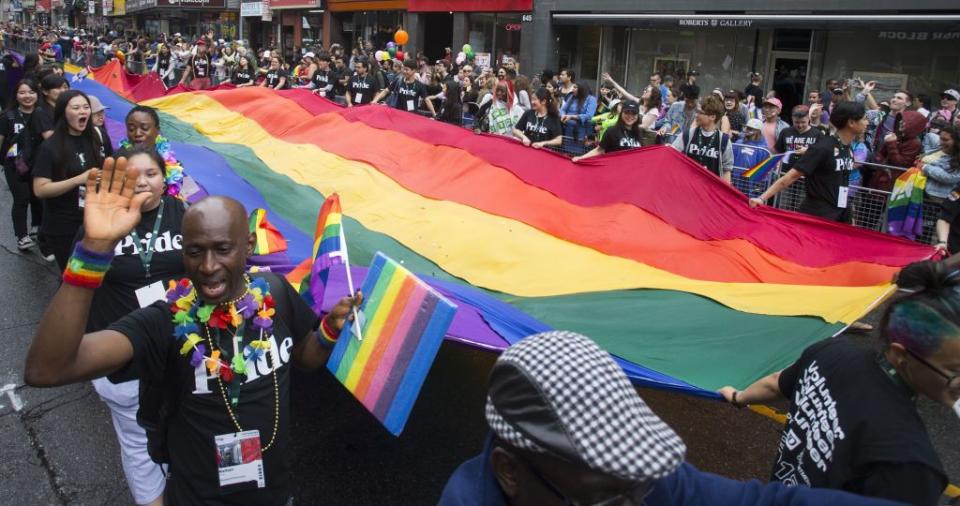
top-left (774, 338), bottom-right (946, 505)
top-left (0, 109), bottom-right (31, 171)
top-left (108, 272), bottom-right (318, 505)
top-left (348, 73), bottom-right (380, 105)
top-left (775, 126), bottom-right (822, 171)
top-left (792, 135), bottom-right (853, 222)
top-left (33, 134), bottom-right (99, 236)
top-left (190, 54), bottom-right (211, 78)
top-left (311, 68), bottom-right (334, 92)
top-left (80, 194), bottom-right (187, 332)
top-left (599, 123), bottom-right (641, 154)
top-left (232, 69), bottom-right (254, 86)
top-left (264, 68), bottom-right (288, 89)
top-left (389, 78), bottom-right (427, 112)
top-left (515, 110), bottom-right (562, 144)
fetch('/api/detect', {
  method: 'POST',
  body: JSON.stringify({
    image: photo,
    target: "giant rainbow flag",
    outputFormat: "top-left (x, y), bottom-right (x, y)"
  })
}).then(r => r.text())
top-left (70, 60), bottom-right (934, 398)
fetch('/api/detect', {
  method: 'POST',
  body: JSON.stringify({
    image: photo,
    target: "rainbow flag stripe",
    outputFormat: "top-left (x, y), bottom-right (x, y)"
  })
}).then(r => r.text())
top-left (248, 208), bottom-right (288, 255)
top-left (327, 253), bottom-right (457, 435)
top-left (742, 152), bottom-right (790, 181)
top-left (300, 194), bottom-right (345, 313)
top-left (74, 60), bottom-right (935, 397)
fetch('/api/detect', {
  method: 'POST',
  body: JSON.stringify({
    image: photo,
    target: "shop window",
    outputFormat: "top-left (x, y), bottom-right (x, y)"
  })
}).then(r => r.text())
top-left (467, 12), bottom-right (522, 71)
top-left (773, 29), bottom-right (811, 52)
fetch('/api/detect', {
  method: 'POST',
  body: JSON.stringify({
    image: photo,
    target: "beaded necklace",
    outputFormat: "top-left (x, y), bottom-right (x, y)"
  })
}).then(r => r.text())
top-left (167, 275), bottom-right (280, 451)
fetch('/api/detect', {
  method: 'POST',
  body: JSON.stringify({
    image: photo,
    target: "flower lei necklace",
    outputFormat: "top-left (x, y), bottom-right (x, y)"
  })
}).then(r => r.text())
top-left (167, 275), bottom-right (281, 450)
top-left (119, 135), bottom-right (185, 198)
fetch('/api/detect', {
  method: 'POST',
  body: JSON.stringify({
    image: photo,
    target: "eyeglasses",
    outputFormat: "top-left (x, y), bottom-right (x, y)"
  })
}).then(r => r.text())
top-left (906, 348), bottom-right (960, 391)
top-left (517, 453), bottom-right (652, 506)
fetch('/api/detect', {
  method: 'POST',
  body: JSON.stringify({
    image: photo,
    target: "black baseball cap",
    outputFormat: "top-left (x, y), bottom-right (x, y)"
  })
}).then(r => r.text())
top-left (621, 100), bottom-right (640, 114)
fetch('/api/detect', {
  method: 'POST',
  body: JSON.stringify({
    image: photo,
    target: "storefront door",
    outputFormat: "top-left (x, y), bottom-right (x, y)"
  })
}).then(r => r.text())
top-left (768, 51), bottom-right (809, 121)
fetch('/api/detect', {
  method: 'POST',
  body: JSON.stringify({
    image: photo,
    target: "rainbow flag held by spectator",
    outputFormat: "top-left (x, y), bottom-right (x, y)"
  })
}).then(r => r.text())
top-left (742, 152), bottom-right (792, 181)
top-left (299, 194), bottom-right (349, 314)
top-left (327, 252), bottom-right (458, 435)
top-left (248, 208), bottom-right (288, 255)
top-left (887, 167), bottom-right (927, 241)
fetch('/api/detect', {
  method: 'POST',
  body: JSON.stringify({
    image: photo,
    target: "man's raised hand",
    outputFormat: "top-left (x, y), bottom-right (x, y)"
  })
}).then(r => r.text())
top-left (81, 157), bottom-right (151, 253)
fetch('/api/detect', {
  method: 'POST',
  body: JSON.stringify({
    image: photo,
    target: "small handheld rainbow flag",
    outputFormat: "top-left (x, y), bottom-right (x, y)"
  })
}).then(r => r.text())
top-left (248, 208), bottom-right (288, 256)
top-left (299, 194), bottom-right (357, 318)
top-left (742, 151), bottom-right (792, 181)
top-left (326, 252), bottom-right (458, 435)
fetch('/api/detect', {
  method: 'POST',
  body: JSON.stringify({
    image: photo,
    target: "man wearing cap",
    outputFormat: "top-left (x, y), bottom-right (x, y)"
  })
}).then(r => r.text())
top-left (759, 97), bottom-right (790, 151)
top-left (88, 95), bottom-right (113, 159)
top-left (439, 331), bottom-right (902, 506)
top-left (775, 105), bottom-right (822, 172)
top-left (179, 40), bottom-right (212, 90)
top-left (929, 89), bottom-right (959, 133)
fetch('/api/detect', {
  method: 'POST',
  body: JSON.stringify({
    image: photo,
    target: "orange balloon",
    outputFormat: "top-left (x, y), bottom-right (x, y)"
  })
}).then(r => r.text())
top-left (394, 30), bottom-right (409, 46)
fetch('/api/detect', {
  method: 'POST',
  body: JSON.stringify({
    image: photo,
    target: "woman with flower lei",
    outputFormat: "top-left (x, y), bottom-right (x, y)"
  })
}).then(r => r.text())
top-left (25, 158), bottom-right (361, 504)
top-left (118, 105), bottom-right (186, 199)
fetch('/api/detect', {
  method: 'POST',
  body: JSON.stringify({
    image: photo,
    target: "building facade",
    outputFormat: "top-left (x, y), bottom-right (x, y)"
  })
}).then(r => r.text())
top-left (522, 1), bottom-right (960, 107)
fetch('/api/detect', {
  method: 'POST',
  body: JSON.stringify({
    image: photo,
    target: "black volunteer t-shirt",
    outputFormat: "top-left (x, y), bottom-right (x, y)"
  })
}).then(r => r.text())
top-left (348, 73), bottom-right (380, 105)
top-left (792, 135), bottom-right (853, 222)
top-left (389, 79), bottom-right (427, 112)
top-left (264, 68), bottom-right (287, 89)
top-left (158, 54), bottom-right (171, 73)
top-left (191, 55), bottom-right (211, 78)
top-left (599, 123), bottom-right (641, 154)
top-left (311, 69), bottom-right (334, 92)
top-left (33, 134), bottom-right (98, 236)
top-left (775, 127), bottom-right (822, 171)
top-left (108, 272), bottom-right (318, 506)
top-left (0, 109), bottom-right (30, 170)
top-left (81, 195), bottom-right (187, 332)
top-left (515, 110), bottom-right (562, 144)
top-left (232, 69), bottom-right (254, 86)
top-left (30, 106), bottom-right (55, 148)
top-left (774, 338), bottom-right (946, 505)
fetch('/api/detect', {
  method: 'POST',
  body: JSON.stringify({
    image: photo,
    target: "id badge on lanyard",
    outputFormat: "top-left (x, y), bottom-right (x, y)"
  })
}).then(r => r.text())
top-left (215, 430), bottom-right (266, 488)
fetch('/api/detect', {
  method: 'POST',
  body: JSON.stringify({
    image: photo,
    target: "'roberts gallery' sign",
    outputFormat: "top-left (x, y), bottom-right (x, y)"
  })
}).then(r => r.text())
top-left (678, 18), bottom-right (754, 28)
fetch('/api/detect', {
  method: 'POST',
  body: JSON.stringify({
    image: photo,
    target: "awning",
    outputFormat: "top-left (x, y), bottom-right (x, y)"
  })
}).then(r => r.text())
top-left (327, 0), bottom-right (405, 12)
top-left (408, 0), bottom-right (531, 12)
top-left (552, 13), bottom-right (960, 31)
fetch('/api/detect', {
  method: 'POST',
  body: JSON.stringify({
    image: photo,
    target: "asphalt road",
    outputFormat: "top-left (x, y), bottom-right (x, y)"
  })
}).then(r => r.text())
top-left (0, 187), bottom-right (956, 505)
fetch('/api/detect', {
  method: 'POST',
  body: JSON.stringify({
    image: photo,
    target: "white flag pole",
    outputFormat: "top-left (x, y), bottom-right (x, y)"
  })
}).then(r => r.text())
top-left (338, 219), bottom-right (363, 341)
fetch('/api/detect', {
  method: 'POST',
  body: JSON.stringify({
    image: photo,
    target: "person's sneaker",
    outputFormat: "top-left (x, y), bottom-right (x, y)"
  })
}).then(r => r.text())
top-left (17, 236), bottom-right (35, 250)
top-left (29, 226), bottom-right (38, 239)
top-left (38, 246), bottom-right (55, 262)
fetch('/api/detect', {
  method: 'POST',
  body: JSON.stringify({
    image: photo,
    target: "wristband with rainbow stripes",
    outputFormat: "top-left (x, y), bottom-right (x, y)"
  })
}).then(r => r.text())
top-left (62, 242), bottom-right (115, 289)
top-left (317, 315), bottom-right (340, 347)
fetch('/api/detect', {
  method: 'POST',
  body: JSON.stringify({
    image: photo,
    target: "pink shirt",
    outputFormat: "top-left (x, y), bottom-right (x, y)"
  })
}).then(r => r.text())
top-left (762, 121), bottom-right (777, 150)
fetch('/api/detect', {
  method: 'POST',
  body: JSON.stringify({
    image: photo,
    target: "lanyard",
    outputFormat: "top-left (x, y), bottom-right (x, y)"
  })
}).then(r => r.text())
top-left (129, 199), bottom-right (165, 278)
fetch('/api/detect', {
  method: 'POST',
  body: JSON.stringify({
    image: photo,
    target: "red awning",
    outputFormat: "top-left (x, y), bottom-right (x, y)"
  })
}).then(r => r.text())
top-left (408, 0), bottom-right (531, 12)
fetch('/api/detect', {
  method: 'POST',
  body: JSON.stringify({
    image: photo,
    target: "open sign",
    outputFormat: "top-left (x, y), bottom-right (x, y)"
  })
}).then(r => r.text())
top-left (504, 23), bottom-right (522, 31)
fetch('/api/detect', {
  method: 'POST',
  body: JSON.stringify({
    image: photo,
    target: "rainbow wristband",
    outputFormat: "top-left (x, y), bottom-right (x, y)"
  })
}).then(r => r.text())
top-left (317, 315), bottom-right (339, 347)
top-left (62, 242), bottom-right (115, 289)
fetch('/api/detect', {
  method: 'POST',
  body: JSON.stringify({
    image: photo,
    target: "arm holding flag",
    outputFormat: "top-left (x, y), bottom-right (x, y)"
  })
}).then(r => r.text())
top-left (291, 291), bottom-right (363, 370)
top-left (749, 168), bottom-right (803, 208)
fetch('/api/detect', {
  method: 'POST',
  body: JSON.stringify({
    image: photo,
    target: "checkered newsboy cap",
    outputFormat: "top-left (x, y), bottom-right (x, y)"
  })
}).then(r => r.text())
top-left (485, 331), bottom-right (686, 483)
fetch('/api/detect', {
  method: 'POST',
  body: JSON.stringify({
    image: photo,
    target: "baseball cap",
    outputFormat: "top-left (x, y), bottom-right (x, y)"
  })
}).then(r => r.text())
top-left (607, 99), bottom-right (622, 110)
top-left (943, 89), bottom-right (960, 101)
top-left (304, 51), bottom-right (315, 58)
top-left (486, 331), bottom-right (686, 483)
top-left (621, 100), bottom-right (640, 114)
top-left (87, 95), bottom-right (108, 113)
top-left (763, 97), bottom-right (782, 109)
top-left (688, 69), bottom-right (700, 76)
top-left (680, 84), bottom-right (700, 99)
top-left (832, 88), bottom-right (844, 95)
top-left (746, 118), bottom-right (764, 130)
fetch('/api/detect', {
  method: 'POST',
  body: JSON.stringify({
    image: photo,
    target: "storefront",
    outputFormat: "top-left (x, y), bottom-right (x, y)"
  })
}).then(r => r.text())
top-left (324, 0), bottom-right (406, 54)
top-left (262, 0), bottom-right (323, 61)
top-left (124, 0), bottom-right (233, 40)
top-left (543, 10), bottom-right (960, 109)
top-left (408, 0), bottom-right (531, 67)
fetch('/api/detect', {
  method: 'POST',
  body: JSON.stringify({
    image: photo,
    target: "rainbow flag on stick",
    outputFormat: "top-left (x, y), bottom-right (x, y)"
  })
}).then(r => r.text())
top-left (299, 194), bottom-right (356, 316)
top-left (248, 208), bottom-right (288, 255)
top-left (742, 151), bottom-right (792, 181)
top-left (327, 252), bottom-right (458, 435)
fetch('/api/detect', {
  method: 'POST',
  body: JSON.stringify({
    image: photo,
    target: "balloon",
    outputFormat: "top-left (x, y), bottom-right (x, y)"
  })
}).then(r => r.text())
top-left (375, 50), bottom-right (385, 61)
top-left (386, 41), bottom-right (396, 50)
top-left (462, 44), bottom-right (472, 53)
top-left (396, 50), bottom-right (405, 61)
top-left (382, 51), bottom-right (391, 62)
top-left (466, 51), bottom-right (475, 60)
top-left (394, 30), bottom-right (409, 45)
top-left (456, 51), bottom-right (466, 65)
top-left (388, 47), bottom-right (397, 57)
